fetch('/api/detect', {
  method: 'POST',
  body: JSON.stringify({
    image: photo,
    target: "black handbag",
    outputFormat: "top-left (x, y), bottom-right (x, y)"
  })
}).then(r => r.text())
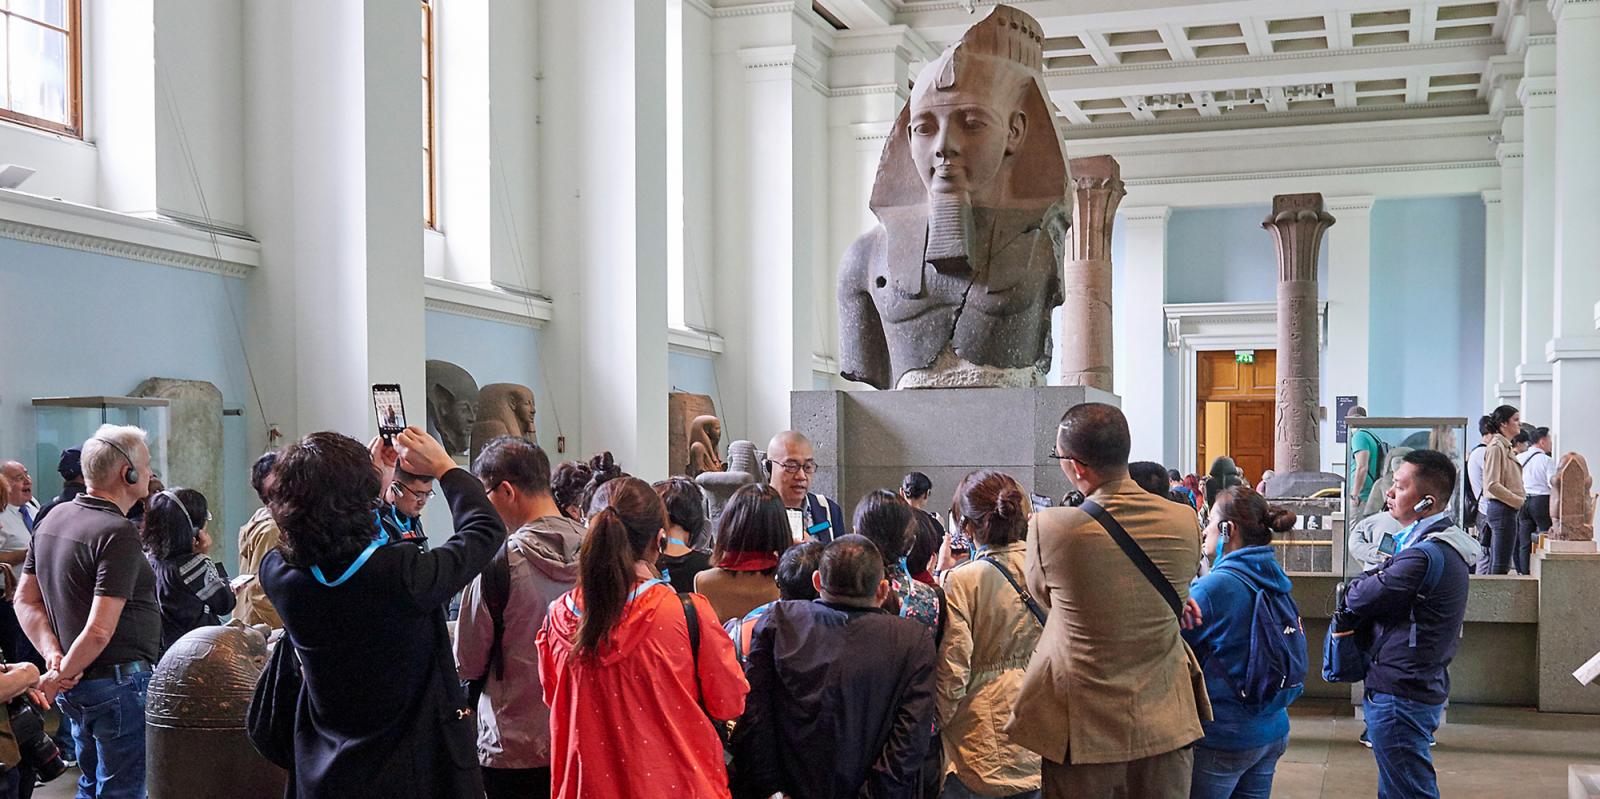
top-left (247, 635), bottom-right (303, 769)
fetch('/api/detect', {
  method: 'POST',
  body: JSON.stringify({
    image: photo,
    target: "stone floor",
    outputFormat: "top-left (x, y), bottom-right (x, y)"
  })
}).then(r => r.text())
top-left (30, 699), bottom-right (1600, 798)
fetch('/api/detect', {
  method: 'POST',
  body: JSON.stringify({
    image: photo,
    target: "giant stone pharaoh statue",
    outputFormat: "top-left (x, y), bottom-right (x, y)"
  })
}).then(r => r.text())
top-left (839, 5), bottom-right (1071, 390)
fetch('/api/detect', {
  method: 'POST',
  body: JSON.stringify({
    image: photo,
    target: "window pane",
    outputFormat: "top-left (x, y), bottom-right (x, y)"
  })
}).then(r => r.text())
top-left (9, 0), bottom-right (68, 28)
top-left (8, 19), bottom-right (69, 124)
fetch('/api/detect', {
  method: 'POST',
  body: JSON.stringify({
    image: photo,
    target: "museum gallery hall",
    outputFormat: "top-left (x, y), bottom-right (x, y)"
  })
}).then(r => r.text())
top-left (1, 0), bottom-right (1599, 798)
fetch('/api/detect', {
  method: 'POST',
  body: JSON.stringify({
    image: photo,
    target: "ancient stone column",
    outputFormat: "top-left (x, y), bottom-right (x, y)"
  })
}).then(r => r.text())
top-left (1262, 194), bottom-right (1335, 474)
top-left (1060, 155), bottom-right (1125, 391)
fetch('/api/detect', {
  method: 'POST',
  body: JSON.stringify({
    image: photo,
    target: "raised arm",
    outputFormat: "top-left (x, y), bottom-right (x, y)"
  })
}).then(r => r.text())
top-left (390, 428), bottom-right (507, 611)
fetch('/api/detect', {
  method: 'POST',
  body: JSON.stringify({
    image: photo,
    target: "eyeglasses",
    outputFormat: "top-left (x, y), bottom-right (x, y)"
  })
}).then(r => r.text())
top-left (391, 482), bottom-right (435, 501)
top-left (768, 459), bottom-right (818, 475)
top-left (1046, 452), bottom-right (1076, 464)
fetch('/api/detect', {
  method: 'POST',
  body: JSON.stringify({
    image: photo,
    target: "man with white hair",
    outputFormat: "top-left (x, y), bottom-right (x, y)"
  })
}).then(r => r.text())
top-left (766, 431), bottom-right (845, 544)
top-left (0, 461), bottom-right (38, 558)
top-left (16, 424), bottom-right (161, 798)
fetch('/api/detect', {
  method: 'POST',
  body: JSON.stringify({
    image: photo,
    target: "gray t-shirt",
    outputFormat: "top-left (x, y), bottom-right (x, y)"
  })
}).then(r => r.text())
top-left (23, 495), bottom-right (160, 670)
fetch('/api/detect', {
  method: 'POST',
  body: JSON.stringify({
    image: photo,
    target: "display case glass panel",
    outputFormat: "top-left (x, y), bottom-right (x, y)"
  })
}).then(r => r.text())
top-left (32, 397), bottom-right (171, 502)
top-left (1341, 416), bottom-right (1467, 581)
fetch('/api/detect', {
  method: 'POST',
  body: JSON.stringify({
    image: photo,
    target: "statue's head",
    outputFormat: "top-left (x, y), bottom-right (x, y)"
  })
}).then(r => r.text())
top-left (872, 7), bottom-right (1066, 218)
top-left (690, 415), bottom-right (721, 446)
top-left (487, 384), bottom-right (535, 432)
top-left (426, 360), bottom-right (480, 452)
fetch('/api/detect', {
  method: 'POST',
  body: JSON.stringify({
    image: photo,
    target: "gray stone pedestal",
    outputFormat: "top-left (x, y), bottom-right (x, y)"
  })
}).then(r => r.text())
top-left (792, 385), bottom-right (1119, 521)
top-left (1535, 549), bottom-right (1600, 713)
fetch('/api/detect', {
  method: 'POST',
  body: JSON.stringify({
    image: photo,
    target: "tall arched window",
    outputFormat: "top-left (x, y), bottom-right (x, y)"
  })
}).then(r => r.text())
top-left (422, 0), bottom-right (437, 228)
top-left (1, 0), bottom-right (82, 137)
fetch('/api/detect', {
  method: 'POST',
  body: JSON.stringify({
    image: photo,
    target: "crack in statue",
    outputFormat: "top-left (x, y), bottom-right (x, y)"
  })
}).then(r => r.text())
top-left (838, 5), bottom-right (1071, 390)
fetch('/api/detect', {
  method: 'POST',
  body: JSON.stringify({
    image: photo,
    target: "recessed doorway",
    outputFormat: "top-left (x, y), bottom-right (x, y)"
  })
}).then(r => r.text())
top-left (1197, 348), bottom-right (1276, 485)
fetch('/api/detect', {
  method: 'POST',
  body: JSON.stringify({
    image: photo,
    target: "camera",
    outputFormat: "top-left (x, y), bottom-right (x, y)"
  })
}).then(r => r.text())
top-left (8, 697), bottom-right (65, 782)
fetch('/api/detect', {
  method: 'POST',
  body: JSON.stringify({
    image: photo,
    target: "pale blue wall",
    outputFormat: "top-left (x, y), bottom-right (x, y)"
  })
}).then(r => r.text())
top-left (1165, 205), bottom-right (1330, 304)
top-left (0, 237), bottom-right (256, 566)
top-left (669, 351), bottom-right (718, 398)
top-left (1367, 196), bottom-right (1485, 419)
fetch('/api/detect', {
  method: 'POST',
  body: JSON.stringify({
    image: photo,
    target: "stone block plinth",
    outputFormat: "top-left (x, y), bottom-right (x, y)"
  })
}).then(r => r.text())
top-left (1536, 549), bottom-right (1600, 713)
top-left (792, 386), bottom-right (1118, 524)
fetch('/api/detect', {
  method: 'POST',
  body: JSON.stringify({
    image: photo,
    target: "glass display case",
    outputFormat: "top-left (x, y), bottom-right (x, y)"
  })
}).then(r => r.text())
top-left (1341, 416), bottom-right (1467, 581)
top-left (32, 397), bottom-right (171, 503)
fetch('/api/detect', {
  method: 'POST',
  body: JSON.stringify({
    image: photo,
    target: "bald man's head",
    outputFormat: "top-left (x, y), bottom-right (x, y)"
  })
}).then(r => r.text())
top-left (766, 431), bottom-right (816, 508)
top-left (0, 462), bottom-right (30, 506)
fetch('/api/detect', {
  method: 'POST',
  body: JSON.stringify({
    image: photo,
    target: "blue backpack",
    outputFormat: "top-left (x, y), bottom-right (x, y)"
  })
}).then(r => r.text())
top-left (1212, 567), bottom-right (1309, 706)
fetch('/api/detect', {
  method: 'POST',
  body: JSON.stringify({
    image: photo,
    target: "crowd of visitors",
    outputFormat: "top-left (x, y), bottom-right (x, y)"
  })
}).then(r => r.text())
top-left (0, 394), bottom-right (1539, 798)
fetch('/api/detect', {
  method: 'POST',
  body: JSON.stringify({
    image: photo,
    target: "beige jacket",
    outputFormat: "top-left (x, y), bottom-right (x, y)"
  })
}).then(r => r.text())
top-left (1005, 478), bottom-right (1208, 766)
top-left (235, 506), bottom-right (282, 627)
top-left (1481, 434), bottom-right (1527, 510)
top-left (936, 542), bottom-right (1041, 794)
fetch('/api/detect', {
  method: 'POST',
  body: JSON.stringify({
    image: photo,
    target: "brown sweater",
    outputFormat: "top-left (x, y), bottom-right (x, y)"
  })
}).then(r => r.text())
top-left (693, 568), bottom-right (779, 624)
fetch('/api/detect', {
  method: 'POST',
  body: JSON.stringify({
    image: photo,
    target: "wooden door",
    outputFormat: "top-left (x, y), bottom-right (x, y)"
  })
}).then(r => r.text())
top-left (1229, 400), bottom-right (1273, 485)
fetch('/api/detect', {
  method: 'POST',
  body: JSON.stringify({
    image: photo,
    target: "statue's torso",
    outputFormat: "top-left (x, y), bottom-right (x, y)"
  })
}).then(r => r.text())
top-left (850, 206), bottom-right (1065, 388)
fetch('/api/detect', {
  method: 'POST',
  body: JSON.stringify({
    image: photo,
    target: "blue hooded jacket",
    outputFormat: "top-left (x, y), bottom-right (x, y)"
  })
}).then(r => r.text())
top-left (1182, 545), bottom-right (1301, 751)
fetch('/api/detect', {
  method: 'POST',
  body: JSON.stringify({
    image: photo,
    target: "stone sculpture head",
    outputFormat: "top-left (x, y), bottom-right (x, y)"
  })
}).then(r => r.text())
top-left (689, 415), bottom-right (721, 452)
top-left (872, 5), bottom-right (1067, 276)
top-left (425, 360), bottom-right (479, 456)
top-left (478, 384), bottom-right (536, 438)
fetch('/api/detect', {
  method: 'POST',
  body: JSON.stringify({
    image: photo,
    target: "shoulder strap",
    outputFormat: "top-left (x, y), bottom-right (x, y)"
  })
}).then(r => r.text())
top-left (482, 543), bottom-right (513, 680)
top-left (980, 557), bottom-right (1046, 625)
top-left (1081, 500), bottom-right (1183, 618)
top-left (678, 592), bottom-right (729, 744)
top-left (1415, 539), bottom-right (1446, 598)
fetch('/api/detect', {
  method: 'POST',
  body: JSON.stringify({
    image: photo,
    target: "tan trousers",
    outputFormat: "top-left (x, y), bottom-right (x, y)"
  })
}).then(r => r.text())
top-left (1041, 746), bottom-right (1193, 799)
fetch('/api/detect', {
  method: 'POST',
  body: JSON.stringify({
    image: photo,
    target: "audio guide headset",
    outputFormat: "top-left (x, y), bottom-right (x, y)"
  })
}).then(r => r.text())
top-left (93, 437), bottom-right (140, 486)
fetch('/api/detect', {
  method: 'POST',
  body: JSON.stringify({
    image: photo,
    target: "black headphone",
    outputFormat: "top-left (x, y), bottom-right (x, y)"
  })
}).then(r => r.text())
top-left (93, 437), bottom-right (140, 486)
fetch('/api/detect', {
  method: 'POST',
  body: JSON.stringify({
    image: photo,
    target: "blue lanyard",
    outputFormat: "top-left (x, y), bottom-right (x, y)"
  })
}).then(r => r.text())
top-left (665, 536), bottom-right (689, 548)
top-left (383, 505), bottom-right (414, 534)
top-left (311, 535), bottom-right (386, 587)
top-left (565, 578), bottom-right (666, 617)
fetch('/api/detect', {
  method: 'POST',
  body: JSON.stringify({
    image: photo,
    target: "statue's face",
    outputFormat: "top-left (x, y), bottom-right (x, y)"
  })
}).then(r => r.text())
top-left (709, 420), bottom-right (721, 440)
top-left (509, 390), bottom-right (535, 426)
top-left (908, 90), bottom-right (1024, 205)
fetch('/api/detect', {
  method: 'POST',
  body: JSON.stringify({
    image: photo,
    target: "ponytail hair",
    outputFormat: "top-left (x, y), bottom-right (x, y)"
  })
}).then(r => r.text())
top-left (952, 469), bottom-right (1028, 547)
top-left (575, 476), bottom-right (665, 658)
top-left (1214, 486), bottom-right (1296, 547)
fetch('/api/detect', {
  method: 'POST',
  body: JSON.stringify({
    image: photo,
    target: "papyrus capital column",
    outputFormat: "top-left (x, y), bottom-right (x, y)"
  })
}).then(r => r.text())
top-left (1263, 194), bottom-right (1335, 474)
top-left (1060, 155), bottom-right (1125, 390)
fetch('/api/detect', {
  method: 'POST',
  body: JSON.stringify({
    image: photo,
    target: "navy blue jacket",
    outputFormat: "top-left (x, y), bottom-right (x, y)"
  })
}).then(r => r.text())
top-left (1183, 545), bottom-right (1301, 750)
top-left (1343, 522), bottom-right (1476, 705)
top-left (731, 599), bottom-right (936, 799)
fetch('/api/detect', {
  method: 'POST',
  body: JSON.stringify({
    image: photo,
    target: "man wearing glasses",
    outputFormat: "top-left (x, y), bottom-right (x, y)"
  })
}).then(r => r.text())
top-left (766, 432), bottom-right (845, 544)
top-left (381, 466), bottom-right (435, 549)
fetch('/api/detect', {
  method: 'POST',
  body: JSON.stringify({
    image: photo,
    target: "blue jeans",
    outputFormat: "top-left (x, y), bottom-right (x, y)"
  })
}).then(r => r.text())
top-left (1189, 736), bottom-right (1288, 799)
top-left (939, 774), bottom-right (1040, 799)
top-left (56, 670), bottom-right (151, 799)
top-left (1364, 690), bottom-right (1443, 799)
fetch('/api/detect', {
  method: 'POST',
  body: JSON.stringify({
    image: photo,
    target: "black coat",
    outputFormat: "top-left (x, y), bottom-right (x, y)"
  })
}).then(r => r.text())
top-left (260, 469), bottom-right (506, 799)
top-left (149, 552), bottom-right (235, 652)
top-left (731, 599), bottom-right (936, 799)
top-left (1344, 522), bottom-right (1471, 705)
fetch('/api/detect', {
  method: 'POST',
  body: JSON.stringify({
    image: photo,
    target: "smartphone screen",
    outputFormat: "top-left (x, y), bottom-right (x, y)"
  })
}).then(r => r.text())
top-left (372, 384), bottom-right (406, 435)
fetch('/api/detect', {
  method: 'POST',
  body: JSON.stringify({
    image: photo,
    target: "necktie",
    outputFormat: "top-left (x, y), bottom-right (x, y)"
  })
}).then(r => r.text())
top-left (20, 506), bottom-right (33, 533)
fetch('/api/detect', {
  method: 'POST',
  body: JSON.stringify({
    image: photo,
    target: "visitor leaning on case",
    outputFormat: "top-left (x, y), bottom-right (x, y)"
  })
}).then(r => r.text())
top-left (258, 427), bottom-right (506, 799)
top-left (1184, 487), bottom-right (1305, 799)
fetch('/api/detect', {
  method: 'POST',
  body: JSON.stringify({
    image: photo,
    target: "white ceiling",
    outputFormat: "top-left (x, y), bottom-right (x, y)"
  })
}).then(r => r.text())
top-left (881, 0), bottom-right (1514, 137)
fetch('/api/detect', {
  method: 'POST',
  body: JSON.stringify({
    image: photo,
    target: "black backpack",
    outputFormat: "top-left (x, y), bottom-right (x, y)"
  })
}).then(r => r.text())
top-left (465, 543), bottom-right (513, 707)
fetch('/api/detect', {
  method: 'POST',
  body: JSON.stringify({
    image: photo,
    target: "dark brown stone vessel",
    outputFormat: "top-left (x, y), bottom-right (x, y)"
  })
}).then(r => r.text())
top-left (146, 625), bottom-right (288, 798)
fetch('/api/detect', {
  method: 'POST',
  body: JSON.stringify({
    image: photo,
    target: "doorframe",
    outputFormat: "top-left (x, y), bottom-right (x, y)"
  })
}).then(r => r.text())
top-left (1164, 301), bottom-right (1327, 476)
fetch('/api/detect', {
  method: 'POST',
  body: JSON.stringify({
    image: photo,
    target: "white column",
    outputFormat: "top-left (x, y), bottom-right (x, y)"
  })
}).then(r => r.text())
top-left (1480, 190), bottom-right (1504, 411)
top-left (1516, 31), bottom-right (1556, 423)
top-left (736, 44), bottom-right (824, 441)
top-left (1548, 0), bottom-right (1600, 461)
top-left (1496, 131), bottom-right (1526, 405)
top-left (537, 0), bottom-right (671, 477)
top-left (1324, 196), bottom-right (1373, 473)
top-left (1115, 206), bottom-right (1170, 462)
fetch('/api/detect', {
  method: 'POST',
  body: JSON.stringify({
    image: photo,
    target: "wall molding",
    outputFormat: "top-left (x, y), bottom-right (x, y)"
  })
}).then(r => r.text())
top-left (1066, 99), bottom-right (1487, 137)
top-left (423, 277), bottom-right (553, 329)
top-left (1046, 37), bottom-right (1501, 80)
top-left (668, 325), bottom-right (727, 355)
top-left (0, 190), bottom-right (258, 279)
top-left (1124, 159), bottom-right (1498, 187)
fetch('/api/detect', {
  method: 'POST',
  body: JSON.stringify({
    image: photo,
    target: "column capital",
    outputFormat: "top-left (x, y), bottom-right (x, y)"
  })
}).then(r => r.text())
top-left (1497, 139), bottom-right (1526, 165)
top-left (1482, 189), bottom-right (1504, 205)
top-left (1518, 74), bottom-right (1558, 109)
top-left (1067, 155), bottom-right (1125, 262)
top-left (1325, 195), bottom-right (1376, 214)
top-left (1263, 194), bottom-right (1336, 283)
top-left (1549, 0), bottom-right (1600, 25)
top-left (1120, 205), bottom-right (1171, 225)
top-left (738, 44), bottom-right (822, 82)
top-left (1548, 335), bottom-right (1600, 362)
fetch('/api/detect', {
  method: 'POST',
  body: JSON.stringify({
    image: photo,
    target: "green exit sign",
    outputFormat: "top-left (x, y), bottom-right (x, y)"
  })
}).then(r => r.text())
top-left (1235, 350), bottom-right (1256, 364)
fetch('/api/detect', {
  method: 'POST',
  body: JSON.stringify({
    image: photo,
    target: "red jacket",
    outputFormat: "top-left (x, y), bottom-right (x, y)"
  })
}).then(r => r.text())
top-left (537, 580), bottom-right (748, 799)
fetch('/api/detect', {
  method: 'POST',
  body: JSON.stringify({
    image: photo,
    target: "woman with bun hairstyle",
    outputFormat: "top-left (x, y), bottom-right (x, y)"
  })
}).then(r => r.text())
top-left (537, 477), bottom-right (747, 799)
top-left (936, 471), bottom-right (1041, 799)
top-left (1183, 486), bottom-right (1305, 799)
